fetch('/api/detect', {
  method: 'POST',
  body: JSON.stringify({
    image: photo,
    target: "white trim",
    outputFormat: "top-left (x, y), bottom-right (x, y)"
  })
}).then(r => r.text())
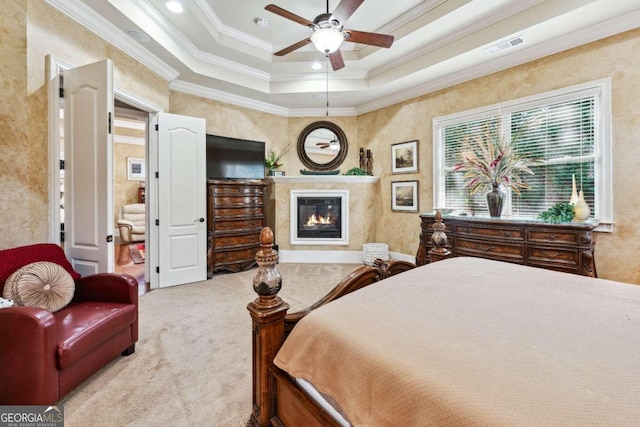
top-left (290, 190), bottom-right (349, 246)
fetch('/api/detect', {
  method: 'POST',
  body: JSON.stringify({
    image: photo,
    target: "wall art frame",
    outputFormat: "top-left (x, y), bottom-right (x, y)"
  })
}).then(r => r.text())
top-left (127, 157), bottom-right (145, 181)
top-left (391, 140), bottom-right (418, 174)
top-left (391, 180), bottom-right (419, 212)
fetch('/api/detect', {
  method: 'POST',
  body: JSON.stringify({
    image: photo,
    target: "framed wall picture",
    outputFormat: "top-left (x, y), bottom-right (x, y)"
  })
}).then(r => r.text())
top-left (391, 140), bottom-right (418, 174)
top-left (127, 157), bottom-right (145, 181)
top-left (391, 180), bottom-right (418, 212)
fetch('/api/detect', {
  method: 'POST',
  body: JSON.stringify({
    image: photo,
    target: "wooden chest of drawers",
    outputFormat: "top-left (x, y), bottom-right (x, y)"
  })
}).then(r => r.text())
top-left (416, 214), bottom-right (598, 277)
top-left (207, 180), bottom-right (266, 277)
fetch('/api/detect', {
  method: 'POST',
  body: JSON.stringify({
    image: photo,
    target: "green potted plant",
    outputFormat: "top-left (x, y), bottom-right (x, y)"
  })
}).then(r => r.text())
top-left (539, 202), bottom-right (574, 223)
top-left (264, 142), bottom-right (293, 175)
top-left (452, 121), bottom-right (536, 217)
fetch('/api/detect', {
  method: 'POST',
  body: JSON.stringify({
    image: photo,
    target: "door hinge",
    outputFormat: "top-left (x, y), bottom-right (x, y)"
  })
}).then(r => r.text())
top-left (155, 124), bottom-right (159, 131)
top-left (108, 112), bottom-right (112, 134)
top-left (156, 266), bottom-right (160, 273)
top-left (106, 235), bottom-right (113, 243)
top-left (155, 219), bottom-right (159, 226)
top-left (59, 87), bottom-right (64, 98)
top-left (59, 160), bottom-right (65, 170)
top-left (155, 171), bottom-right (159, 179)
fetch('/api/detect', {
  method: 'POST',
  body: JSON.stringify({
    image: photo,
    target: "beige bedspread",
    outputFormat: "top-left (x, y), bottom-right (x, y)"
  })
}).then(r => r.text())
top-left (274, 257), bottom-right (640, 426)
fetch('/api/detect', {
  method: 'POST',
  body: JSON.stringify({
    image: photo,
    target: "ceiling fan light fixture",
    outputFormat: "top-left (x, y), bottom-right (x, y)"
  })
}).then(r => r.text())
top-left (310, 28), bottom-right (344, 54)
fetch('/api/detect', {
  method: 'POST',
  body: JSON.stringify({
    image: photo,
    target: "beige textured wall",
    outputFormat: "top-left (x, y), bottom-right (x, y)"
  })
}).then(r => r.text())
top-left (363, 29), bottom-right (640, 284)
top-left (0, 2), bottom-right (34, 247)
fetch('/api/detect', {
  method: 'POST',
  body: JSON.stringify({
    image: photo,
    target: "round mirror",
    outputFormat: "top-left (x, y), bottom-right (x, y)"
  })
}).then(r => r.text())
top-left (297, 121), bottom-right (348, 172)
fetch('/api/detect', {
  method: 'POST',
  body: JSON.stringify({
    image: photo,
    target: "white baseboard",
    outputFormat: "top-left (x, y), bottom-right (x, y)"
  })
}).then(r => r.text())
top-left (279, 250), bottom-right (415, 264)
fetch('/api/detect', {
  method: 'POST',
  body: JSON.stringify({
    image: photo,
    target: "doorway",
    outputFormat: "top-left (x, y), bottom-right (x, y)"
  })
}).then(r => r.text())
top-left (112, 105), bottom-right (148, 291)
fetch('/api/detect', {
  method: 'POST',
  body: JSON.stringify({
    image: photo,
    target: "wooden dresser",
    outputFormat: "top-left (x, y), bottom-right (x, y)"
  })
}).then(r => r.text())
top-left (416, 214), bottom-right (598, 277)
top-left (207, 180), bottom-right (266, 277)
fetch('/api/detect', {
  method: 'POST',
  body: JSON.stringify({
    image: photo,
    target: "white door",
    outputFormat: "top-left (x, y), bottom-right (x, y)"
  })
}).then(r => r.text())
top-left (156, 113), bottom-right (207, 287)
top-left (63, 60), bottom-right (114, 275)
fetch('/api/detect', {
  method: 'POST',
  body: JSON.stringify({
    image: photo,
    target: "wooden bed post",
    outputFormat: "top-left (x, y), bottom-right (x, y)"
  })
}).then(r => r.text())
top-left (429, 210), bottom-right (451, 263)
top-left (247, 227), bottom-right (289, 427)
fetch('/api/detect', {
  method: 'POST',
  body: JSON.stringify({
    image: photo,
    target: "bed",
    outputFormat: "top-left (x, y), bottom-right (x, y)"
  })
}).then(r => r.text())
top-left (247, 229), bottom-right (640, 427)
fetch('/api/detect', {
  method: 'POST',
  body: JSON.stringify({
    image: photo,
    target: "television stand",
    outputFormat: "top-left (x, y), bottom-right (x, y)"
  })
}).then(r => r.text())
top-left (207, 179), bottom-right (266, 277)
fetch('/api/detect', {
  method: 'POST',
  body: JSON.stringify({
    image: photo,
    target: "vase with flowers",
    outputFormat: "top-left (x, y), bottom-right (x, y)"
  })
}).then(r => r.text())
top-left (452, 121), bottom-right (535, 217)
top-left (264, 142), bottom-right (293, 176)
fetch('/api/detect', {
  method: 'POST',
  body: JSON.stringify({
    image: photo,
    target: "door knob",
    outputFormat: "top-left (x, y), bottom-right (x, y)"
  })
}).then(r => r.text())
top-left (197, 218), bottom-right (205, 222)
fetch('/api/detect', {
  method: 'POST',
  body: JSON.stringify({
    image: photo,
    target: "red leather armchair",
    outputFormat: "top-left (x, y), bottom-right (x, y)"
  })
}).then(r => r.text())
top-left (0, 244), bottom-right (139, 405)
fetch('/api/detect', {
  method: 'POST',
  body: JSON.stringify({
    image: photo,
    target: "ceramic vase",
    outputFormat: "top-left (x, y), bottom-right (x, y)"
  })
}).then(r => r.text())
top-left (486, 185), bottom-right (505, 217)
top-left (573, 190), bottom-right (591, 221)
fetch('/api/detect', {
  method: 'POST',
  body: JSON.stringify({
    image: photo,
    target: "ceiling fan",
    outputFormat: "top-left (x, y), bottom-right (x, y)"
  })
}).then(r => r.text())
top-left (265, 0), bottom-right (394, 71)
top-left (316, 140), bottom-right (337, 149)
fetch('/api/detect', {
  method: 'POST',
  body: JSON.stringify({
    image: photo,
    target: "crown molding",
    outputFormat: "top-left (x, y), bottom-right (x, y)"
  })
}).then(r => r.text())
top-left (356, 9), bottom-right (640, 115)
top-left (169, 80), bottom-right (289, 116)
top-left (45, 0), bottom-right (179, 82)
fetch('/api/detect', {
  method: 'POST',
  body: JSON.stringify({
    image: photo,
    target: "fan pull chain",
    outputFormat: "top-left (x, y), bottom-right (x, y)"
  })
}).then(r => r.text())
top-left (326, 56), bottom-right (329, 117)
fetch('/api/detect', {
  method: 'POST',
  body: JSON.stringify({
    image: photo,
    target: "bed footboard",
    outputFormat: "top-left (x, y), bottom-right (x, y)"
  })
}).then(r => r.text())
top-left (247, 227), bottom-right (415, 427)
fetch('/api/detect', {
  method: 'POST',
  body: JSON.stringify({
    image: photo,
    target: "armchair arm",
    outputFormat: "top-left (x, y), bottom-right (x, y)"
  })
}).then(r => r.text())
top-left (0, 307), bottom-right (58, 404)
top-left (73, 273), bottom-right (138, 306)
top-left (117, 221), bottom-right (133, 242)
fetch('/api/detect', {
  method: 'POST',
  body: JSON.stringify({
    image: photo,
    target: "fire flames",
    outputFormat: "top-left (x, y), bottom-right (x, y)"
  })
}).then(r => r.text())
top-left (305, 214), bottom-right (334, 226)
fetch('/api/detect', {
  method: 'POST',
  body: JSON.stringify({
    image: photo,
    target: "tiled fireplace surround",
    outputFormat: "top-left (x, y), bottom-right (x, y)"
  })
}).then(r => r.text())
top-left (265, 176), bottom-right (386, 264)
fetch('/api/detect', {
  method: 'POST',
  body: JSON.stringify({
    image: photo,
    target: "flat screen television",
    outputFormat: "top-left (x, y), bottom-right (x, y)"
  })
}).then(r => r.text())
top-left (206, 134), bottom-right (265, 180)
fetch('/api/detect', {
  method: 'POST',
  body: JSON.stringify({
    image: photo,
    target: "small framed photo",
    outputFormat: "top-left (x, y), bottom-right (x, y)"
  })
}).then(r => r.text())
top-left (391, 180), bottom-right (419, 212)
top-left (391, 140), bottom-right (418, 174)
top-left (127, 157), bottom-right (145, 181)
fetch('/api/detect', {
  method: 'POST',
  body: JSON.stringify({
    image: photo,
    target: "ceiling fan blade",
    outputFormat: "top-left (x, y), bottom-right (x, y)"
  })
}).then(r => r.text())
top-left (265, 4), bottom-right (315, 27)
top-left (331, 0), bottom-right (364, 24)
top-left (344, 29), bottom-right (394, 48)
top-left (274, 38), bottom-right (311, 56)
top-left (329, 50), bottom-right (345, 71)
top-left (316, 143), bottom-right (330, 148)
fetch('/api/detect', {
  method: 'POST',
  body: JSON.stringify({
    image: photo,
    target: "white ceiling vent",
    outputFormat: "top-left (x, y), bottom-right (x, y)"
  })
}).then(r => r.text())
top-left (484, 36), bottom-right (524, 55)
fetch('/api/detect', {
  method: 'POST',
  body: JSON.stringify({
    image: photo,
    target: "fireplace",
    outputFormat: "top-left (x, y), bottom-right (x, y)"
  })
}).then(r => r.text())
top-left (290, 190), bottom-right (349, 245)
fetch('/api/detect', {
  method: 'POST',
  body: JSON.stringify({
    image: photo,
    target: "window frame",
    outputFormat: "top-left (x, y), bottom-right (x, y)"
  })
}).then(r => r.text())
top-left (432, 78), bottom-right (613, 232)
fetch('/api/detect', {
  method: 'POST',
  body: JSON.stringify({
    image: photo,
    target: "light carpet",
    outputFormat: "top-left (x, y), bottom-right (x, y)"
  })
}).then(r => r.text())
top-left (60, 263), bottom-right (362, 427)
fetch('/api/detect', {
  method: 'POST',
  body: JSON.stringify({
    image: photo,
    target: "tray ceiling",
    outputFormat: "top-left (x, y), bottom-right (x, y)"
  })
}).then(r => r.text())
top-left (49, 0), bottom-right (640, 116)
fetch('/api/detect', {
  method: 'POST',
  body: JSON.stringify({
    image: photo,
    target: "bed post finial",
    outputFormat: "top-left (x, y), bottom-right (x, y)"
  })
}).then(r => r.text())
top-left (252, 227), bottom-right (283, 309)
top-left (247, 227), bottom-right (289, 427)
top-left (429, 211), bottom-right (452, 263)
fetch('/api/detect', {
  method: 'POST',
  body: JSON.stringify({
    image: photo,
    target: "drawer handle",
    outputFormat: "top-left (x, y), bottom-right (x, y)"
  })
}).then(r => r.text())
top-left (474, 244), bottom-right (496, 252)
top-left (545, 234), bottom-right (557, 241)
top-left (502, 231), bottom-right (512, 237)
top-left (539, 251), bottom-right (561, 259)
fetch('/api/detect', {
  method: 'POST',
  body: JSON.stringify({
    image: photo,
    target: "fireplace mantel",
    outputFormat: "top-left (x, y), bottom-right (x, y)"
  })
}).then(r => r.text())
top-left (265, 176), bottom-right (378, 184)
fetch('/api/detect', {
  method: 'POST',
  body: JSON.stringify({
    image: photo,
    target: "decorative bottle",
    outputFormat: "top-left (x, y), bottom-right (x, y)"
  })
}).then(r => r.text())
top-left (569, 174), bottom-right (579, 205)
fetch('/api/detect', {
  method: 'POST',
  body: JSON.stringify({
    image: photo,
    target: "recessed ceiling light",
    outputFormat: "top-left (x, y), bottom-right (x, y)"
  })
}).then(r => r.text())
top-left (253, 17), bottom-right (268, 28)
top-left (311, 62), bottom-right (322, 70)
top-left (165, 1), bottom-right (183, 13)
top-left (126, 30), bottom-right (150, 43)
